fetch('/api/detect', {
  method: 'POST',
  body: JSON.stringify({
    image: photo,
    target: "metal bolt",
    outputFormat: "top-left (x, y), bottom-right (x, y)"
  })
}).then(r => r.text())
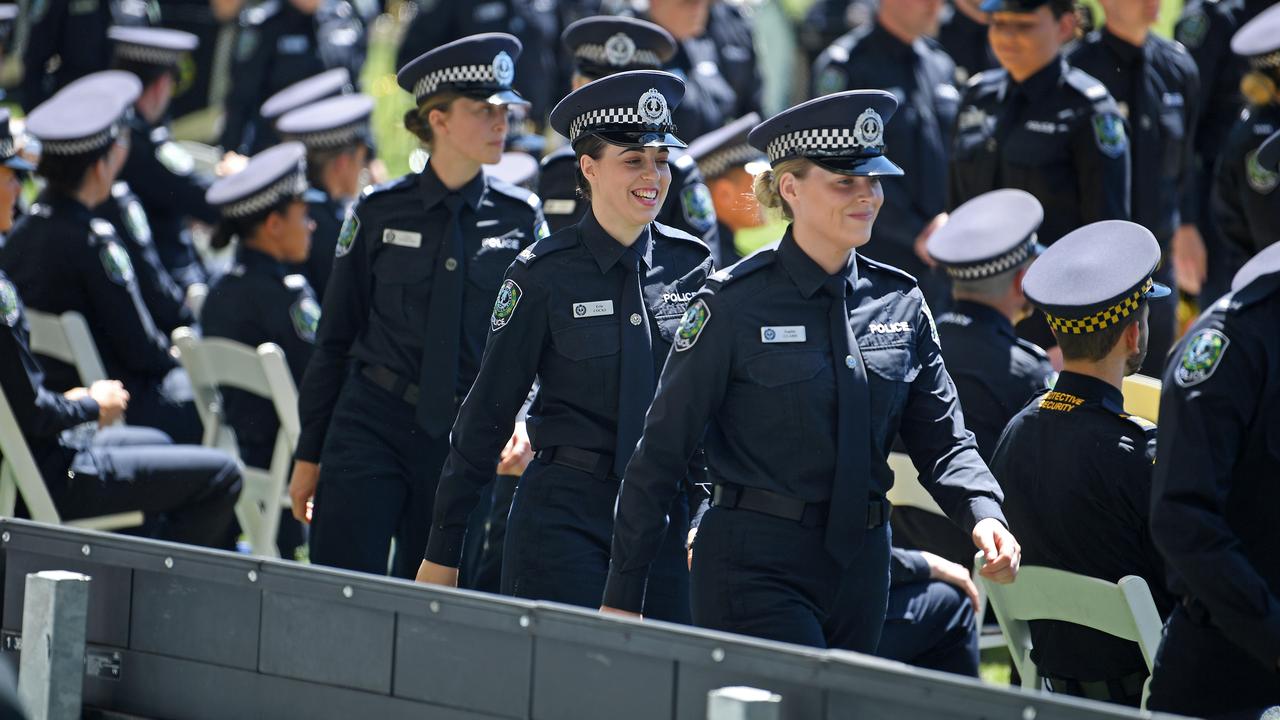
top-left (630, 313), bottom-right (643, 326)
top-left (429, 601), bottom-right (440, 614)
top-left (519, 615), bottom-right (531, 628)
top-left (845, 355), bottom-right (856, 369)
top-left (2, 532), bottom-right (9, 543)
top-left (342, 585), bottom-right (353, 599)
top-left (80, 545), bottom-right (90, 556)
top-left (711, 648), bottom-right (725, 662)
top-left (247, 571), bottom-right (258, 583)
top-left (445, 258), bottom-right (458, 271)
top-left (1022, 707), bottom-right (1037, 720)
top-left (163, 557), bottom-right (173, 569)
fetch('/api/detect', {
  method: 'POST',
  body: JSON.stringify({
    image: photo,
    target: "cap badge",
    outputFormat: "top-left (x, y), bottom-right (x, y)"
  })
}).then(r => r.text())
top-left (638, 88), bottom-right (669, 125)
top-left (493, 51), bottom-right (515, 88)
top-left (853, 107), bottom-right (884, 149)
top-left (605, 32), bottom-right (637, 66)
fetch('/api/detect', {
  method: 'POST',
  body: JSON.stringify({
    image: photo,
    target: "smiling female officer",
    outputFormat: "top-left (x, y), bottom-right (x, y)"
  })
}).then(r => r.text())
top-left (416, 70), bottom-right (712, 623)
top-left (601, 90), bottom-right (1021, 651)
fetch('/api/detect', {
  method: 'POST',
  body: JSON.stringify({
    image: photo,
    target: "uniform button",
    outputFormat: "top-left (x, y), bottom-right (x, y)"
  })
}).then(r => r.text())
top-left (985, 139), bottom-right (997, 152)
top-left (630, 313), bottom-right (643, 326)
top-left (1140, 115), bottom-right (1152, 131)
top-left (845, 355), bottom-right (857, 369)
top-left (444, 258), bottom-right (458, 271)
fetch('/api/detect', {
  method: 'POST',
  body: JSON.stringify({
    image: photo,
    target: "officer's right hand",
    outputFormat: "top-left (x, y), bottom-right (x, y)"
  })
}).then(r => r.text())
top-left (416, 560), bottom-right (459, 587)
top-left (88, 380), bottom-right (129, 426)
top-left (289, 461), bottom-right (320, 523)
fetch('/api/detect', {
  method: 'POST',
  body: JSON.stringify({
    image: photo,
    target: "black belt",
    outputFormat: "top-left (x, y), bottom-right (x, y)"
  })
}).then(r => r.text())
top-left (360, 364), bottom-right (419, 406)
top-left (711, 483), bottom-right (889, 529)
top-left (1043, 669), bottom-right (1147, 704)
top-left (536, 446), bottom-right (616, 481)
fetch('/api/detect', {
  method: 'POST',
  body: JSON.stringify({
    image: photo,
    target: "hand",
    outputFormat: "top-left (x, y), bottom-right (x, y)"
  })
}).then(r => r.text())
top-left (88, 380), bottom-right (129, 426)
top-left (64, 387), bottom-right (89, 401)
top-left (686, 527), bottom-right (698, 571)
top-left (288, 461), bottom-right (320, 523)
top-left (216, 151), bottom-right (248, 177)
top-left (1171, 224), bottom-right (1207, 296)
top-left (496, 422), bottom-right (534, 477)
top-left (415, 560), bottom-right (460, 587)
top-left (972, 517), bottom-right (1020, 584)
top-left (600, 606), bottom-right (643, 619)
top-left (922, 551), bottom-right (981, 612)
top-left (913, 213), bottom-right (948, 269)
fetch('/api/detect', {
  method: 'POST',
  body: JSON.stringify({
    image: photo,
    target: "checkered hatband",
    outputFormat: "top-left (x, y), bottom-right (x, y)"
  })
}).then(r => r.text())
top-left (574, 44), bottom-right (662, 68)
top-left (569, 107), bottom-right (672, 142)
top-left (114, 43), bottom-right (183, 66)
top-left (413, 64), bottom-right (499, 101)
top-left (698, 143), bottom-right (767, 179)
top-left (39, 123), bottom-right (121, 156)
top-left (1045, 278), bottom-right (1153, 335)
top-left (222, 168), bottom-right (309, 218)
top-left (944, 234), bottom-right (1039, 280)
top-left (1249, 50), bottom-right (1280, 71)
top-left (765, 127), bottom-right (882, 163)
top-left (286, 120), bottom-right (367, 150)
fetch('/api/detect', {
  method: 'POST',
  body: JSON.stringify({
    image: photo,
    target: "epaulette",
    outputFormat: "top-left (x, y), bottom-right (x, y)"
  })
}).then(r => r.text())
top-left (1065, 67), bottom-right (1112, 104)
top-left (486, 176), bottom-right (541, 211)
top-left (706, 247), bottom-right (776, 288)
top-left (1014, 336), bottom-right (1050, 360)
top-left (652, 221), bottom-right (709, 252)
top-left (1231, 272), bottom-right (1280, 310)
top-left (966, 68), bottom-right (1002, 88)
top-left (284, 274), bottom-right (308, 290)
top-left (360, 174), bottom-right (416, 199)
top-left (515, 228), bottom-right (576, 266)
top-left (674, 152), bottom-right (695, 171)
top-left (858, 253), bottom-right (918, 285)
top-left (89, 218), bottom-right (117, 239)
top-left (28, 203), bottom-right (51, 219)
top-left (303, 188), bottom-right (328, 204)
top-left (241, 0), bottom-right (281, 26)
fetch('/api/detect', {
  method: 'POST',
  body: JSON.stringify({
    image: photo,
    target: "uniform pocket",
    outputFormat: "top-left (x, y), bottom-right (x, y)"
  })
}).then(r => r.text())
top-left (371, 248), bottom-right (433, 330)
top-left (743, 350), bottom-right (829, 387)
top-left (860, 343), bottom-right (921, 427)
top-left (1158, 111), bottom-right (1186, 179)
top-left (551, 322), bottom-right (620, 361)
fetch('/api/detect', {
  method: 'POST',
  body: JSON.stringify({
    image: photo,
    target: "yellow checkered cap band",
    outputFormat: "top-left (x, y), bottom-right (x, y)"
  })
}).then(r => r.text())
top-left (1044, 278), bottom-right (1153, 335)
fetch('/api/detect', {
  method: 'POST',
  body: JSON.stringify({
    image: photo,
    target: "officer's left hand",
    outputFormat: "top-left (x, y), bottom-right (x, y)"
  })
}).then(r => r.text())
top-left (600, 606), bottom-right (643, 619)
top-left (922, 551), bottom-right (981, 612)
top-left (913, 213), bottom-right (947, 268)
top-left (416, 560), bottom-right (460, 587)
top-left (972, 517), bottom-right (1020, 584)
top-left (497, 422), bottom-right (533, 476)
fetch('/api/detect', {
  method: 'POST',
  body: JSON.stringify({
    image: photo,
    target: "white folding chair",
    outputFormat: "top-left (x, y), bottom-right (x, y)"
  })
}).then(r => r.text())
top-left (25, 309), bottom-right (108, 384)
top-left (184, 283), bottom-right (208, 321)
top-left (1121, 374), bottom-right (1161, 423)
top-left (974, 555), bottom-right (1164, 709)
top-left (171, 327), bottom-right (297, 558)
top-left (0, 382), bottom-right (143, 531)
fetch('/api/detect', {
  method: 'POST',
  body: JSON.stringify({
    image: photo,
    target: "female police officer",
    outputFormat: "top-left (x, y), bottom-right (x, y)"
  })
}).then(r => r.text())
top-left (289, 34), bottom-right (547, 578)
top-left (416, 71), bottom-right (712, 623)
top-left (601, 90), bottom-right (1021, 651)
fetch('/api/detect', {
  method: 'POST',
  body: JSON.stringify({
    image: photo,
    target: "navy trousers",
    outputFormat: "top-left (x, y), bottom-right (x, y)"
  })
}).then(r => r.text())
top-left (125, 367), bottom-right (203, 446)
top-left (51, 425), bottom-right (241, 548)
top-left (1148, 606), bottom-right (1280, 719)
top-left (309, 373), bottom-right (449, 578)
top-left (502, 457), bottom-right (691, 623)
top-left (876, 579), bottom-right (978, 676)
top-left (690, 506), bottom-right (891, 651)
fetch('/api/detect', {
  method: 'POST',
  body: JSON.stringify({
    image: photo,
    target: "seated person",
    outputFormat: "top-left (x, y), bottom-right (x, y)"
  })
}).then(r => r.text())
top-left (876, 544), bottom-right (980, 677)
top-left (990, 220), bottom-right (1178, 706)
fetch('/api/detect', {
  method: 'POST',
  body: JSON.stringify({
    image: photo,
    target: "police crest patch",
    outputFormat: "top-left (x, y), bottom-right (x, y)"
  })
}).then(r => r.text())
top-left (680, 184), bottom-right (716, 233)
top-left (1246, 149), bottom-right (1278, 194)
top-left (125, 200), bottom-right (152, 244)
top-left (0, 279), bottom-right (19, 327)
top-left (1092, 114), bottom-right (1128, 159)
top-left (1175, 329), bottom-right (1229, 388)
top-left (1176, 11), bottom-right (1209, 50)
top-left (100, 242), bottom-right (135, 286)
top-left (491, 279), bottom-right (522, 332)
top-left (674, 298), bottom-right (710, 352)
top-left (335, 212), bottom-right (360, 258)
top-left (290, 296), bottom-right (321, 343)
top-left (156, 142), bottom-right (195, 176)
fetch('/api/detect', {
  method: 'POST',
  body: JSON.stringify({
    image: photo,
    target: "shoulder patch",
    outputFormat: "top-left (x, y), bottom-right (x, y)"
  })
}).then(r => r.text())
top-left (335, 212), bottom-right (359, 258)
top-left (679, 183), bottom-right (716, 233)
top-left (1093, 113), bottom-right (1128, 159)
top-left (1175, 328), bottom-right (1229, 387)
top-left (490, 279), bottom-right (522, 331)
top-left (100, 241), bottom-right (136, 286)
top-left (673, 298), bottom-right (710, 352)
top-left (124, 197), bottom-right (152, 245)
top-left (1246, 148), bottom-right (1278, 194)
top-left (290, 295), bottom-right (321, 343)
top-left (0, 278), bottom-right (19, 327)
top-left (1176, 11), bottom-right (1209, 49)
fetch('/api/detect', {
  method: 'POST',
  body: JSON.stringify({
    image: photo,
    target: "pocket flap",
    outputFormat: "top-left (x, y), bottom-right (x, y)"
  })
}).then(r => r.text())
top-left (552, 323), bottom-right (620, 361)
top-left (744, 351), bottom-right (829, 387)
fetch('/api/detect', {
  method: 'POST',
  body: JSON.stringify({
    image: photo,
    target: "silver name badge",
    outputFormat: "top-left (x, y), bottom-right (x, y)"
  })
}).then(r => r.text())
top-left (761, 326), bottom-right (806, 343)
top-left (382, 229), bottom-right (422, 248)
top-left (573, 300), bottom-right (614, 318)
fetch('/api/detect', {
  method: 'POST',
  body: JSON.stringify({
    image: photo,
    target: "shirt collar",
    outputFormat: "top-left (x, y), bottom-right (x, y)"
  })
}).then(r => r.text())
top-left (952, 299), bottom-right (1015, 337)
top-left (418, 161), bottom-right (486, 213)
top-left (1101, 27), bottom-right (1145, 64)
top-left (1011, 54), bottom-right (1066, 103)
top-left (776, 226), bottom-right (858, 298)
top-left (43, 189), bottom-right (93, 223)
top-left (1052, 371), bottom-right (1127, 416)
top-left (237, 246), bottom-right (289, 279)
top-left (578, 207), bottom-right (653, 274)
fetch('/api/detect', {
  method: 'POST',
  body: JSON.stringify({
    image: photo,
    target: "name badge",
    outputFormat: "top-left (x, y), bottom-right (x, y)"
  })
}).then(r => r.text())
top-left (573, 300), bottom-right (614, 318)
top-left (543, 199), bottom-right (577, 215)
top-left (761, 326), bottom-right (806, 343)
top-left (382, 229), bottom-right (421, 248)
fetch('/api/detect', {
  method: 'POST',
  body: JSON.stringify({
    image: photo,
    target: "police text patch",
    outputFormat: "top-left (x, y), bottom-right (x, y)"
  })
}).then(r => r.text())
top-left (491, 279), bottom-right (522, 332)
top-left (1175, 329), bottom-right (1229, 388)
top-left (673, 298), bottom-right (710, 352)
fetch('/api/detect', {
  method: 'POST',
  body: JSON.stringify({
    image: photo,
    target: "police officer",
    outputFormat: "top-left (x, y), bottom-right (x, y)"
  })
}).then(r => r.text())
top-left (0, 109), bottom-right (30, 243)
top-left (686, 112), bottom-right (769, 266)
top-left (219, 0), bottom-right (366, 155)
top-left (276, 92), bottom-right (374, 298)
top-left (1146, 229), bottom-right (1280, 716)
top-left (1067, 0), bottom-right (1201, 376)
top-left (0, 77), bottom-right (204, 443)
top-left (202, 142), bottom-right (316, 558)
top-left (990, 220), bottom-right (1176, 706)
top-left (1213, 6), bottom-right (1280, 261)
top-left (877, 546), bottom-right (981, 677)
top-left (541, 17), bottom-right (721, 260)
top-left (1175, 0), bottom-right (1270, 303)
top-left (602, 91), bottom-right (1020, 650)
top-left (259, 68), bottom-right (353, 139)
top-left (949, 0), bottom-right (1130, 358)
top-left (939, 0), bottom-right (998, 85)
top-left (290, 34), bottom-right (546, 578)
top-left (19, 0), bottom-right (154, 111)
top-left (705, 1), bottom-right (763, 122)
top-left (109, 26), bottom-right (218, 292)
top-left (418, 71), bottom-right (711, 622)
top-left (642, 0), bottom-right (740, 143)
top-left (812, 0), bottom-right (959, 312)
top-left (890, 189), bottom-right (1052, 567)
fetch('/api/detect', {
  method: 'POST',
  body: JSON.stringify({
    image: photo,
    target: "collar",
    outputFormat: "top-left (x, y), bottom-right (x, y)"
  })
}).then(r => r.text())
top-left (1052, 371), bottom-right (1127, 416)
top-left (1010, 54), bottom-right (1066, 103)
top-left (1101, 27), bottom-right (1145, 64)
top-left (578, 207), bottom-right (653, 274)
top-left (868, 21), bottom-right (918, 61)
top-left (776, 226), bottom-right (858, 299)
top-left (418, 161), bottom-right (486, 213)
top-left (952, 299), bottom-right (1015, 337)
top-left (237, 246), bottom-right (290, 279)
top-left (41, 189), bottom-right (93, 223)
